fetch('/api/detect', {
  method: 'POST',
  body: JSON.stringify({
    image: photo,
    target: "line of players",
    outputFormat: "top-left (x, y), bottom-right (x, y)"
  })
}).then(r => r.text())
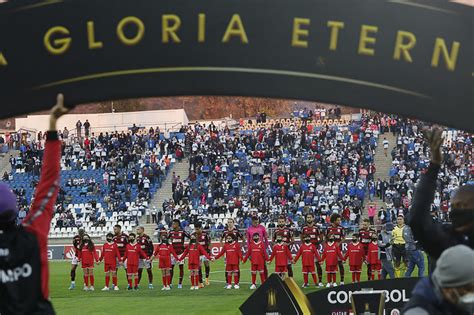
top-left (69, 213), bottom-right (380, 291)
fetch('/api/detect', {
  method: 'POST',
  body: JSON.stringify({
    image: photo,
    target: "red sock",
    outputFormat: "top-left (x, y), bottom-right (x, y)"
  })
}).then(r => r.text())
top-left (303, 273), bottom-right (308, 285)
top-left (134, 277), bottom-right (139, 287)
top-left (251, 273), bottom-right (256, 284)
top-left (84, 275), bottom-right (89, 286)
top-left (234, 273), bottom-right (239, 285)
top-left (112, 276), bottom-right (117, 286)
top-left (352, 273), bottom-right (356, 282)
top-left (167, 275), bottom-right (171, 286)
top-left (105, 275), bottom-right (110, 287)
top-left (326, 273), bottom-right (330, 283)
top-left (260, 273), bottom-right (266, 284)
top-left (377, 272), bottom-right (381, 280)
top-left (162, 276), bottom-right (167, 286)
top-left (191, 274), bottom-right (195, 286)
top-left (128, 278), bottom-right (132, 287)
top-left (311, 273), bottom-right (318, 284)
top-left (89, 275), bottom-right (94, 286)
top-left (370, 273), bottom-right (375, 280)
top-left (332, 273), bottom-right (336, 283)
top-left (227, 274), bottom-right (232, 285)
top-left (356, 272), bottom-right (361, 282)
top-left (194, 275), bottom-right (199, 286)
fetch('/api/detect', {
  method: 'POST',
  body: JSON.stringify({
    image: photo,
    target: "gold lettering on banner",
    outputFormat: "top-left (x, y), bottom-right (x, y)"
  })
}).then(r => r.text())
top-left (327, 21), bottom-right (344, 51)
top-left (358, 25), bottom-right (378, 56)
top-left (0, 52), bottom-right (7, 66)
top-left (393, 31), bottom-right (416, 62)
top-left (431, 38), bottom-right (460, 71)
top-left (117, 16), bottom-right (145, 46)
top-left (44, 26), bottom-right (71, 55)
top-left (162, 15), bottom-right (182, 43)
top-left (87, 21), bottom-right (103, 50)
top-left (292, 18), bottom-right (310, 48)
top-left (198, 13), bottom-right (206, 43)
top-left (222, 14), bottom-right (248, 44)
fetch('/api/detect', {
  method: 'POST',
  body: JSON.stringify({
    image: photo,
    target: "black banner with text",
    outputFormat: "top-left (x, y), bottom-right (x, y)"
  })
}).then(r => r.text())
top-left (0, 0), bottom-right (472, 131)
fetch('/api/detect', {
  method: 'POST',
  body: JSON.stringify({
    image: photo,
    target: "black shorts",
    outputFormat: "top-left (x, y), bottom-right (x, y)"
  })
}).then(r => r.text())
top-left (392, 244), bottom-right (406, 263)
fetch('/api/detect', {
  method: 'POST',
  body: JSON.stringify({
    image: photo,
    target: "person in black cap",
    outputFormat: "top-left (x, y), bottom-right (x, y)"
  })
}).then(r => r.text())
top-left (408, 127), bottom-right (474, 273)
top-left (0, 94), bottom-right (69, 315)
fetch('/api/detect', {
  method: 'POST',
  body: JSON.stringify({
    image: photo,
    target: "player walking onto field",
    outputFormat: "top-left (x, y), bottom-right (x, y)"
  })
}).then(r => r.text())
top-left (192, 222), bottom-right (211, 287)
top-left (151, 234), bottom-right (179, 291)
top-left (99, 233), bottom-right (121, 291)
top-left (242, 233), bottom-right (268, 289)
top-left (344, 233), bottom-right (364, 283)
top-left (367, 235), bottom-right (382, 280)
top-left (220, 218), bottom-right (245, 285)
top-left (78, 234), bottom-right (99, 291)
top-left (326, 213), bottom-right (346, 284)
top-left (272, 215), bottom-right (295, 277)
top-left (268, 234), bottom-right (293, 279)
top-left (69, 228), bottom-right (85, 289)
top-left (179, 235), bottom-right (213, 290)
top-left (136, 226), bottom-right (154, 289)
top-left (168, 219), bottom-right (189, 288)
top-left (293, 235), bottom-right (321, 288)
top-left (321, 234), bottom-right (344, 287)
top-left (214, 234), bottom-right (243, 289)
top-left (300, 213), bottom-right (324, 286)
top-left (122, 233), bottom-right (149, 290)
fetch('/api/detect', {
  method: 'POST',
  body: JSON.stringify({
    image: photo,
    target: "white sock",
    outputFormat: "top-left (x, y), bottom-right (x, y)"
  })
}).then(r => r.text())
top-left (71, 281), bottom-right (75, 285)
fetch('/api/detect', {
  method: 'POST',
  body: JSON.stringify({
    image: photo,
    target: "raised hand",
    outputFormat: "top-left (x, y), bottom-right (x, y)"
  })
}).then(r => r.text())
top-left (422, 126), bottom-right (443, 165)
top-left (49, 93), bottom-right (70, 130)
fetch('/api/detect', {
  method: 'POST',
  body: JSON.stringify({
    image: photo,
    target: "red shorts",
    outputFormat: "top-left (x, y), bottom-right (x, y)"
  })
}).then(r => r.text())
top-left (302, 265), bottom-right (315, 273)
top-left (104, 264), bottom-right (116, 272)
top-left (188, 263), bottom-right (199, 271)
top-left (251, 264), bottom-right (264, 272)
top-left (225, 264), bottom-right (239, 272)
top-left (159, 258), bottom-right (172, 270)
top-left (350, 265), bottom-right (362, 272)
top-left (326, 265), bottom-right (338, 273)
top-left (371, 263), bottom-right (382, 271)
top-left (275, 265), bottom-right (288, 273)
top-left (81, 262), bottom-right (94, 269)
top-left (127, 264), bottom-right (138, 274)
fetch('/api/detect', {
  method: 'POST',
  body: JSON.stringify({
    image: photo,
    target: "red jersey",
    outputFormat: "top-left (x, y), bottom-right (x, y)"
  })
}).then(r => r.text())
top-left (153, 243), bottom-right (179, 264)
top-left (301, 224), bottom-right (323, 245)
top-left (180, 244), bottom-right (211, 265)
top-left (113, 232), bottom-right (128, 257)
top-left (221, 227), bottom-right (244, 242)
top-left (215, 242), bottom-right (242, 265)
top-left (272, 227), bottom-right (294, 244)
top-left (122, 243), bottom-right (148, 266)
top-left (359, 228), bottom-right (376, 245)
top-left (72, 235), bottom-right (82, 256)
top-left (321, 242), bottom-right (344, 266)
top-left (168, 229), bottom-right (189, 254)
top-left (243, 241), bottom-right (268, 265)
top-left (192, 231), bottom-right (211, 253)
top-left (367, 242), bottom-right (381, 265)
top-left (326, 225), bottom-right (345, 243)
top-left (269, 244), bottom-right (292, 266)
top-left (137, 233), bottom-right (154, 256)
top-left (294, 243), bottom-right (321, 266)
top-left (78, 247), bottom-right (99, 265)
top-left (344, 242), bottom-right (364, 266)
top-left (100, 242), bottom-right (121, 264)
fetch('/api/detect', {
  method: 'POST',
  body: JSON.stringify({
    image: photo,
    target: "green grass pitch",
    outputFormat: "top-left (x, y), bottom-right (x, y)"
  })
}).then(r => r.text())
top-left (49, 260), bottom-right (423, 314)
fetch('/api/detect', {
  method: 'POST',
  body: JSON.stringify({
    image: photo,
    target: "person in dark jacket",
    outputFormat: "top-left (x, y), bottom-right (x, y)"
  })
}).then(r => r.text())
top-left (402, 245), bottom-right (474, 315)
top-left (0, 94), bottom-right (69, 315)
top-left (408, 127), bottom-right (474, 273)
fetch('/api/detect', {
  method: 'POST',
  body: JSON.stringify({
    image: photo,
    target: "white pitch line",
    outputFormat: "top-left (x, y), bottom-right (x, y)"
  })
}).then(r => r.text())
top-left (211, 279), bottom-right (253, 285)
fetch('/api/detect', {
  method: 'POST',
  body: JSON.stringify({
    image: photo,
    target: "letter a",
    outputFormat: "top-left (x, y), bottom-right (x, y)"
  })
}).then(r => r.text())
top-left (0, 52), bottom-right (7, 66)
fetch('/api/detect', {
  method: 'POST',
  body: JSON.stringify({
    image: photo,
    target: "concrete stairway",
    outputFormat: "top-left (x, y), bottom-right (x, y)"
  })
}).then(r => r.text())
top-left (0, 149), bottom-right (19, 179)
top-left (138, 157), bottom-right (190, 238)
top-left (364, 132), bottom-right (397, 218)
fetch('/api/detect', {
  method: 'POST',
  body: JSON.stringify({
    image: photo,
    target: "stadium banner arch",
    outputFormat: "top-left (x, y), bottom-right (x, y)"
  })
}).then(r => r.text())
top-left (0, 0), bottom-right (472, 131)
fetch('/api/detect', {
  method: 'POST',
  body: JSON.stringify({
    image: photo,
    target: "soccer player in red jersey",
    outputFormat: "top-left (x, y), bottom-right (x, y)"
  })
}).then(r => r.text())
top-left (69, 228), bottom-right (85, 290)
top-left (272, 216), bottom-right (295, 277)
top-left (359, 218), bottom-right (377, 279)
top-left (151, 234), bottom-right (179, 291)
top-left (78, 234), bottom-right (99, 291)
top-left (99, 233), bottom-right (121, 291)
top-left (179, 234), bottom-right (213, 290)
top-left (300, 213), bottom-right (324, 286)
top-left (326, 213), bottom-right (346, 284)
top-left (321, 234), bottom-right (344, 287)
top-left (192, 222), bottom-right (211, 287)
top-left (121, 233), bottom-right (149, 290)
top-left (214, 234), bottom-right (243, 289)
top-left (367, 235), bottom-right (382, 280)
top-left (168, 219), bottom-right (189, 288)
top-left (268, 235), bottom-right (293, 279)
top-left (136, 226), bottom-right (154, 289)
top-left (220, 218), bottom-right (245, 285)
top-left (242, 233), bottom-right (268, 289)
top-left (344, 233), bottom-right (364, 283)
top-left (294, 235), bottom-right (321, 288)
top-left (113, 224), bottom-right (128, 282)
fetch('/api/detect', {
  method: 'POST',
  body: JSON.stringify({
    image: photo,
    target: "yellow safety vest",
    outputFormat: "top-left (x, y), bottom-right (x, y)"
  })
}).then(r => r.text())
top-left (392, 225), bottom-right (406, 245)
